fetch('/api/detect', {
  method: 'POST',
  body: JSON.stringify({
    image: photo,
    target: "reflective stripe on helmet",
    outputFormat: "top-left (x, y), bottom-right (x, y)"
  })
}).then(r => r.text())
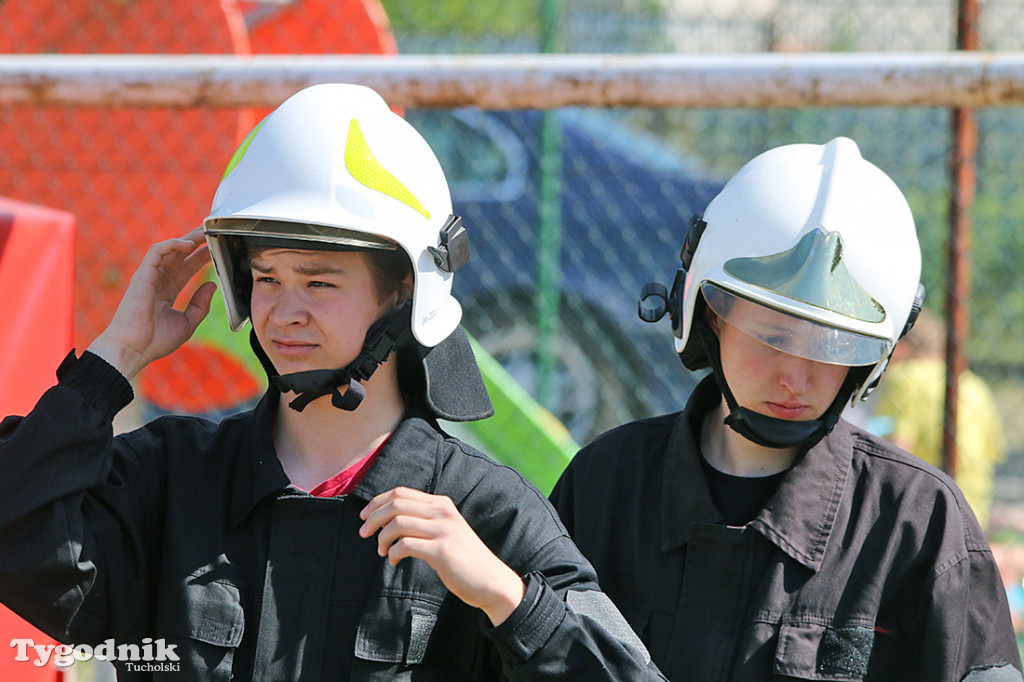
top-left (222, 118), bottom-right (265, 181)
top-left (345, 118), bottom-right (430, 220)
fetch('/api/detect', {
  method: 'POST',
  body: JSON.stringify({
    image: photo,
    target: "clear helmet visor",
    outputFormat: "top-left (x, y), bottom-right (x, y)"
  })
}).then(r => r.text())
top-left (702, 282), bottom-right (891, 367)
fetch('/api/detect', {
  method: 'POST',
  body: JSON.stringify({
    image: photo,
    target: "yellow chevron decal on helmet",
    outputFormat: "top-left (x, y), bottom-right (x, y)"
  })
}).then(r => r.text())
top-left (345, 118), bottom-right (430, 220)
top-left (222, 119), bottom-right (266, 180)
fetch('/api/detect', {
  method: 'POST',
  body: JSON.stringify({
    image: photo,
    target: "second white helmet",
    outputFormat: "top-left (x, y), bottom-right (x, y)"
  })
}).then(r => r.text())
top-left (674, 136), bottom-right (922, 403)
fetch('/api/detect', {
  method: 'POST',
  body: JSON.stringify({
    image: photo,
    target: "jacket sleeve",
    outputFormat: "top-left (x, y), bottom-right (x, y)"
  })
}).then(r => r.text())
top-left (916, 534), bottom-right (1023, 681)
top-left (484, 557), bottom-right (668, 681)
top-left (459, 458), bottom-right (666, 680)
top-left (0, 351), bottom-right (159, 645)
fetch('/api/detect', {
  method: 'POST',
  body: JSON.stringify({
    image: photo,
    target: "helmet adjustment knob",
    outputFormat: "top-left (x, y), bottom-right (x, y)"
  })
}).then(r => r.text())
top-left (638, 282), bottom-right (669, 323)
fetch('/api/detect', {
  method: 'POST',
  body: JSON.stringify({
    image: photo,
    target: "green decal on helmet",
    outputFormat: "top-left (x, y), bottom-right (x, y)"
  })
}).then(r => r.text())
top-left (221, 119), bottom-right (266, 180)
top-left (345, 118), bottom-right (430, 220)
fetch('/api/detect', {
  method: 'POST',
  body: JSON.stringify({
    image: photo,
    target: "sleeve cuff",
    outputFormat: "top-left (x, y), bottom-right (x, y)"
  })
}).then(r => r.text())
top-left (57, 350), bottom-right (134, 419)
top-left (483, 572), bottom-right (566, 661)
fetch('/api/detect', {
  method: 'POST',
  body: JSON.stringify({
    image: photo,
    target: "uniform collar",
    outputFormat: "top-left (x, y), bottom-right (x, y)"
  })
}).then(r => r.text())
top-left (748, 418), bottom-right (852, 571)
top-left (228, 391), bottom-right (443, 529)
top-left (349, 407), bottom-right (441, 502)
top-left (229, 390), bottom-right (290, 529)
top-left (661, 376), bottom-right (852, 572)
top-left (661, 376), bottom-right (723, 552)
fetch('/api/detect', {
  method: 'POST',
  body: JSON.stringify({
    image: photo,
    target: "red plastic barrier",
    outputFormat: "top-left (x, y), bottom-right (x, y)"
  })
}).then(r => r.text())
top-left (0, 196), bottom-right (75, 679)
top-left (0, 197), bottom-right (75, 416)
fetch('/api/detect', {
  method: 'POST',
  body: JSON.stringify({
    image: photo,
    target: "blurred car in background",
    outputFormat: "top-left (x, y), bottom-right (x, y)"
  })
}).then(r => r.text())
top-left (407, 108), bottom-right (724, 444)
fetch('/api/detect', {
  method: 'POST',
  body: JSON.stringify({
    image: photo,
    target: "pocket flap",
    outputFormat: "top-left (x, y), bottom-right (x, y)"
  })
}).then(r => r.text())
top-left (354, 596), bottom-right (439, 666)
top-left (775, 622), bottom-right (875, 681)
top-left (157, 575), bottom-right (245, 648)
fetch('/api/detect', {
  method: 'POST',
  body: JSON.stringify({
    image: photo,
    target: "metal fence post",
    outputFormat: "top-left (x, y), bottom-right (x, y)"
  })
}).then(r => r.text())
top-left (943, 0), bottom-right (980, 478)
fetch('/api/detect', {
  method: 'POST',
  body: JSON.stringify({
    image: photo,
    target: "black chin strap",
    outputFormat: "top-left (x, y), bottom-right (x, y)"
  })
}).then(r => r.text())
top-left (723, 406), bottom-right (832, 450)
top-left (272, 367), bottom-right (368, 412)
top-left (262, 302), bottom-right (412, 413)
top-left (695, 316), bottom-right (853, 450)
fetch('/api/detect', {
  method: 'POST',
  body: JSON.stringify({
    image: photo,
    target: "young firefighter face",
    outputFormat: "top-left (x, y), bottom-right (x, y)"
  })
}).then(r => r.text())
top-left (249, 247), bottom-right (408, 378)
top-left (708, 299), bottom-right (850, 423)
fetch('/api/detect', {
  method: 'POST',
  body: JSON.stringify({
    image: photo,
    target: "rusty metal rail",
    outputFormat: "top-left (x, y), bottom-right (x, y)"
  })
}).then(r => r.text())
top-left (3, 52), bottom-right (1024, 109)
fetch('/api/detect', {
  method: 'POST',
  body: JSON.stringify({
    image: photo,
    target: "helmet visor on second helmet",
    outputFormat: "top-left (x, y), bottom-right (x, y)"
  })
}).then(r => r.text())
top-left (702, 282), bottom-right (891, 367)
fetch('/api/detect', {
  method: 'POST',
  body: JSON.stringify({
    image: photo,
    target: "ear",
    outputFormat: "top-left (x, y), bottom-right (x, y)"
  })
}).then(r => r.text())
top-left (396, 271), bottom-right (414, 307)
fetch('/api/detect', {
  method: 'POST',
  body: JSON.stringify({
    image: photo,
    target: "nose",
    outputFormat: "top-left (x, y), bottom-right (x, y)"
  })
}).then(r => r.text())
top-left (268, 287), bottom-right (310, 327)
top-left (776, 352), bottom-right (812, 394)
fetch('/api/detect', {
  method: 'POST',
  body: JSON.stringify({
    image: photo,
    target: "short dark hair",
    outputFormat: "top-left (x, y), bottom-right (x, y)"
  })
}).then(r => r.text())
top-left (362, 247), bottom-right (413, 303)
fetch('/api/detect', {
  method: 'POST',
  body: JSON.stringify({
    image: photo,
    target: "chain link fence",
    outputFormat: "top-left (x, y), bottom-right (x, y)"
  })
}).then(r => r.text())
top-left (3, 0), bottom-right (1024, 514)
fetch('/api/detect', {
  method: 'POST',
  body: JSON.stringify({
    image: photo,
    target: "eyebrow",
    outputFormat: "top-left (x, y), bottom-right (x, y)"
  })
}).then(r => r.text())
top-left (249, 259), bottom-right (346, 277)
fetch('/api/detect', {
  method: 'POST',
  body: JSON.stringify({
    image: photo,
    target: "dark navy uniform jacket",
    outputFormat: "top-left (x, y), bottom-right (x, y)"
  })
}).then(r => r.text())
top-left (552, 377), bottom-right (1022, 682)
top-left (0, 351), bottom-right (662, 681)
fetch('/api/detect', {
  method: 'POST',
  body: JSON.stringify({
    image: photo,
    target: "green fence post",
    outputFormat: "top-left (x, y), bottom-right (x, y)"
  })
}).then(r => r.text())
top-left (537, 0), bottom-right (563, 411)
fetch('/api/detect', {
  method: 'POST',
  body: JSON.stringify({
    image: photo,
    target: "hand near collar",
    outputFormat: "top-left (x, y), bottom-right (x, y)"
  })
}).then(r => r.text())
top-left (359, 486), bottom-right (526, 626)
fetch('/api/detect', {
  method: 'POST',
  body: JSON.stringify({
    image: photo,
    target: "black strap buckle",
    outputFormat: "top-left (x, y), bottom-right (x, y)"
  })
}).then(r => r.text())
top-left (350, 302), bottom-right (412, 381)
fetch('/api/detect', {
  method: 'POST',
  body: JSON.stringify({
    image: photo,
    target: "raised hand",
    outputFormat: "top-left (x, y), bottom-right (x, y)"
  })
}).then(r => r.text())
top-left (359, 486), bottom-right (526, 626)
top-left (88, 227), bottom-right (216, 380)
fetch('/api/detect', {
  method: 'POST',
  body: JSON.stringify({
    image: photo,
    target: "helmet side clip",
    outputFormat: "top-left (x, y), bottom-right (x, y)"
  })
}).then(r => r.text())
top-left (679, 212), bottom-right (707, 271)
top-left (900, 283), bottom-right (927, 339)
top-left (428, 215), bottom-right (470, 274)
top-left (637, 212), bottom-right (706, 334)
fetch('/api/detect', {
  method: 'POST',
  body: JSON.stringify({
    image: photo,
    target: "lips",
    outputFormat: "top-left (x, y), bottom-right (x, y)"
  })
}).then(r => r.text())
top-left (764, 401), bottom-right (809, 420)
top-left (272, 339), bottom-right (318, 356)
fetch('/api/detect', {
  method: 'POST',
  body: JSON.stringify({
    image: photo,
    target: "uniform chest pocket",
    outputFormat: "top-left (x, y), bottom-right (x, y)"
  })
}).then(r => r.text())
top-left (352, 595), bottom-right (483, 679)
top-left (774, 622), bottom-right (895, 681)
top-left (155, 573), bottom-right (245, 681)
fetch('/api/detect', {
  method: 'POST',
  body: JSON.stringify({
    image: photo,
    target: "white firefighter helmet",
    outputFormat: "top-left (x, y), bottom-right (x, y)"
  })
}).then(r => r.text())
top-left (203, 82), bottom-right (466, 348)
top-left (676, 136), bottom-right (922, 404)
